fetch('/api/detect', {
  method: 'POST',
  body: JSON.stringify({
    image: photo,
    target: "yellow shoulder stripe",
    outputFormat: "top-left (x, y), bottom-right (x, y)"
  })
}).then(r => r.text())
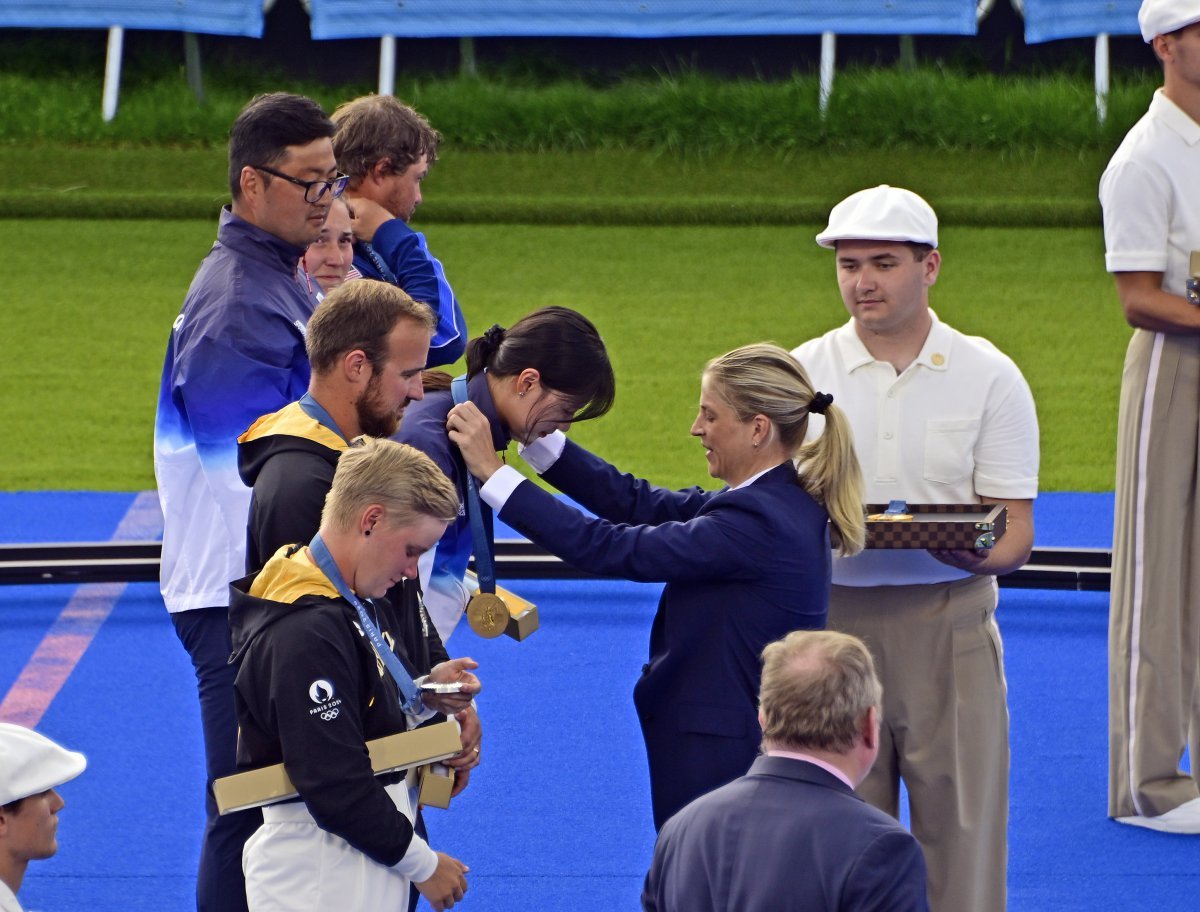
top-left (238, 401), bottom-right (348, 451)
top-left (250, 545), bottom-right (341, 603)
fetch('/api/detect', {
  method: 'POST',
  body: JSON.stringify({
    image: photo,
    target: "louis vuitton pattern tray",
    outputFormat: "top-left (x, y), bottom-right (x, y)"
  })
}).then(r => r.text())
top-left (864, 503), bottom-right (1007, 550)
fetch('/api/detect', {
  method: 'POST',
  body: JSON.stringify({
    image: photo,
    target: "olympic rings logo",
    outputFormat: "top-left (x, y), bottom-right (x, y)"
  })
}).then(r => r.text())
top-left (320, 708), bottom-right (340, 722)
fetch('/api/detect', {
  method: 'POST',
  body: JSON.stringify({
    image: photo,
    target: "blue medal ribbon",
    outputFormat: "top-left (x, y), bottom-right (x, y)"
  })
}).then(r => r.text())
top-left (356, 240), bottom-right (400, 285)
top-left (298, 392), bottom-right (350, 445)
top-left (308, 532), bottom-right (424, 714)
top-left (451, 376), bottom-right (498, 596)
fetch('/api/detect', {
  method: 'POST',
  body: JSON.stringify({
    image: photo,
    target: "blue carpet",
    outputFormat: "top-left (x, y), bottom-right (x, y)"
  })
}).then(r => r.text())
top-left (4, 490), bottom-right (1199, 911)
top-left (1031, 492), bottom-right (1114, 549)
top-left (0, 489), bottom-right (1119, 548)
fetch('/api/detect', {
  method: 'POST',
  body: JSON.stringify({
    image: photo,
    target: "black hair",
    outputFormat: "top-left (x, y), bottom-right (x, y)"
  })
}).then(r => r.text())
top-left (465, 306), bottom-right (616, 425)
top-left (228, 93), bottom-right (336, 200)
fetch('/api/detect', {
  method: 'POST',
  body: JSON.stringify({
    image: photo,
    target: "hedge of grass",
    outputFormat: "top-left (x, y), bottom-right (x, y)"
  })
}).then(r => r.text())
top-left (1, 189), bottom-right (1104, 227)
top-left (0, 65), bottom-right (1159, 154)
top-left (4, 145), bottom-right (1110, 226)
top-left (0, 60), bottom-right (1142, 225)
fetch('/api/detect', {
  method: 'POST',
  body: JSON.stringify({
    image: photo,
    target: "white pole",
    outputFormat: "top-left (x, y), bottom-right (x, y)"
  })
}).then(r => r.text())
top-left (102, 26), bottom-right (124, 122)
top-left (184, 32), bottom-right (204, 104)
top-left (378, 35), bottom-right (396, 97)
top-left (460, 36), bottom-right (478, 77)
top-left (819, 31), bottom-right (836, 119)
top-left (1095, 32), bottom-right (1110, 125)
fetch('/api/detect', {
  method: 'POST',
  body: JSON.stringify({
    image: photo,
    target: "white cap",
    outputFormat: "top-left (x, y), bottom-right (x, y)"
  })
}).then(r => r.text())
top-left (815, 185), bottom-right (938, 250)
top-left (0, 723), bottom-right (86, 805)
top-left (1139, 0), bottom-right (1200, 41)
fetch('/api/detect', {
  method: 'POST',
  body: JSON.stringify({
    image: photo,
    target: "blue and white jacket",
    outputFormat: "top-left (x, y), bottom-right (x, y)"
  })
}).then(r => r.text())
top-left (394, 373), bottom-right (508, 640)
top-left (154, 207), bottom-right (318, 613)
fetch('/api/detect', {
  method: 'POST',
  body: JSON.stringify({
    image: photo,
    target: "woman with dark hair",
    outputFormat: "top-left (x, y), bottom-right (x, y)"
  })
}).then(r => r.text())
top-left (395, 305), bottom-right (616, 641)
top-left (447, 342), bottom-right (866, 830)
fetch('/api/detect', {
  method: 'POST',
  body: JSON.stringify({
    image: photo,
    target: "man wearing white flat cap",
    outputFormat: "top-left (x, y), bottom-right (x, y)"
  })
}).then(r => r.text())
top-left (792, 185), bottom-right (1038, 912)
top-left (0, 724), bottom-right (87, 912)
top-left (1101, 0), bottom-right (1200, 835)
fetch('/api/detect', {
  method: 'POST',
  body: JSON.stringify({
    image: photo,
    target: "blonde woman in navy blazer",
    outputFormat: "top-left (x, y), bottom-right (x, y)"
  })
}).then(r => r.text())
top-left (448, 343), bottom-right (865, 829)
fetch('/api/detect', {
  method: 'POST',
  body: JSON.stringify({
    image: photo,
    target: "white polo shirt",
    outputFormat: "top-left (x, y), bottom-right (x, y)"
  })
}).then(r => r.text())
top-left (0, 880), bottom-right (22, 912)
top-left (1100, 89), bottom-right (1200, 297)
top-left (793, 312), bottom-right (1039, 587)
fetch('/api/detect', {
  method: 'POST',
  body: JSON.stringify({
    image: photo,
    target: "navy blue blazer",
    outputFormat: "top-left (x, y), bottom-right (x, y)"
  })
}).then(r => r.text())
top-left (643, 755), bottom-right (929, 912)
top-left (500, 441), bottom-right (832, 824)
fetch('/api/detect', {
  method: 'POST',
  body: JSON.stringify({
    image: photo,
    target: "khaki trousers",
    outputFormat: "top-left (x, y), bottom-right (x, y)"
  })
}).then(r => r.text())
top-left (830, 575), bottom-right (1007, 912)
top-left (1109, 328), bottom-right (1200, 818)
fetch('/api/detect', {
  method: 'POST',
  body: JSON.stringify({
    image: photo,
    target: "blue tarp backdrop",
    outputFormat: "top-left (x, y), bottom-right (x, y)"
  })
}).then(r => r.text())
top-left (0, 1), bottom-right (1153, 45)
top-left (0, 0), bottom-right (262, 36)
top-left (1022, 0), bottom-right (1142, 43)
top-left (307, 1), bottom-right (980, 40)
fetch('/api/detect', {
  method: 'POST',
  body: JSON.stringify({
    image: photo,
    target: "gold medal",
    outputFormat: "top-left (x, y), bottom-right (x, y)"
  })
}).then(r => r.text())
top-left (467, 591), bottom-right (509, 639)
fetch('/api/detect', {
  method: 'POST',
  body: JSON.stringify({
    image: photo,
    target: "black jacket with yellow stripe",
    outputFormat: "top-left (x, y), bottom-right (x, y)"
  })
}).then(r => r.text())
top-left (237, 401), bottom-right (447, 674)
top-left (229, 546), bottom-right (419, 867)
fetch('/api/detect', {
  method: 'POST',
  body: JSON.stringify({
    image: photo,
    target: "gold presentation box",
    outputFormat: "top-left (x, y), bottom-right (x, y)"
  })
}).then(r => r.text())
top-left (417, 764), bottom-right (457, 810)
top-left (864, 503), bottom-right (1008, 550)
top-left (497, 583), bottom-right (539, 641)
top-left (214, 720), bottom-right (462, 815)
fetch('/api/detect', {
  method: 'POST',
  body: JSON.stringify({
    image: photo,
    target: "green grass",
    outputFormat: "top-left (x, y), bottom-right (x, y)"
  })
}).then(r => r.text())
top-left (1, 145), bottom-right (1110, 225)
top-left (0, 66), bottom-right (1160, 154)
top-left (0, 61), bottom-right (1141, 494)
top-left (0, 219), bottom-right (1125, 493)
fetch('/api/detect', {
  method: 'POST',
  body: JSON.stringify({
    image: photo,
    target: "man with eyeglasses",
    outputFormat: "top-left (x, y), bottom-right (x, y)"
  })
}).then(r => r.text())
top-left (332, 94), bottom-right (466, 367)
top-left (153, 92), bottom-right (344, 912)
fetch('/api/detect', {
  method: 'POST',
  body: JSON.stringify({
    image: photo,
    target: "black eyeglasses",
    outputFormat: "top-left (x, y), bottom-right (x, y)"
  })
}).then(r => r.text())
top-left (253, 164), bottom-right (349, 203)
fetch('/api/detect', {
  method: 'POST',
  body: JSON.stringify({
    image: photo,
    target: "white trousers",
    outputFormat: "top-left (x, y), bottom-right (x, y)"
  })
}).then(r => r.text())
top-left (244, 780), bottom-right (417, 912)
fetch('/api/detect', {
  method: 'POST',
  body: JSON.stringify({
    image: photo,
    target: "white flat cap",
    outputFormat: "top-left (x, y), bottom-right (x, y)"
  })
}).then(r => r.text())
top-left (815, 185), bottom-right (938, 249)
top-left (0, 723), bottom-right (86, 805)
top-left (1139, 0), bottom-right (1200, 41)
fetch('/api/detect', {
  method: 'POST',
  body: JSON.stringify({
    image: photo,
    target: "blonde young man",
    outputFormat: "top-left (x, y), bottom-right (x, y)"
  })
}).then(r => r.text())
top-left (1102, 0), bottom-right (1200, 833)
top-left (0, 724), bottom-right (86, 912)
top-left (229, 440), bottom-right (474, 911)
top-left (793, 185), bottom-right (1038, 912)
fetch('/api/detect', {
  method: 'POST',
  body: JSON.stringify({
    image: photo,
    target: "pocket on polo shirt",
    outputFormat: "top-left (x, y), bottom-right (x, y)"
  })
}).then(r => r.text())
top-left (923, 418), bottom-right (980, 486)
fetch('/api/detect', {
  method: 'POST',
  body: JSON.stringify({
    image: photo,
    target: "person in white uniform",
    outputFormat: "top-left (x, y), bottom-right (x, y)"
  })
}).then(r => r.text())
top-left (0, 724), bottom-right (87, 912)
top-left (1101, 0), bottom-right (1200, 834)
top-left (792, 185), bottom-right (1038, 912)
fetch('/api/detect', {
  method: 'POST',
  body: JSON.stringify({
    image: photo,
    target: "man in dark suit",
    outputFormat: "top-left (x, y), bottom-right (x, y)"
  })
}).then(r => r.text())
top-left (642, 630), bottom-right (928, 912)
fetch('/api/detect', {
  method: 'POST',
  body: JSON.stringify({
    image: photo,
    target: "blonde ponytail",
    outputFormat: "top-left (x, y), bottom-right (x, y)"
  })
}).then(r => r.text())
top-left (795, 403), bottom-right (865, 556)
top-left (704, 343), bottom-right (866, 556)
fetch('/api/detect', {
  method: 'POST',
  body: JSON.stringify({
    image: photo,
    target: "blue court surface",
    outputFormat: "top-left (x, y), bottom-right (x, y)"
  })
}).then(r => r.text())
top-left (2, 491), bottom-right (1196, 911)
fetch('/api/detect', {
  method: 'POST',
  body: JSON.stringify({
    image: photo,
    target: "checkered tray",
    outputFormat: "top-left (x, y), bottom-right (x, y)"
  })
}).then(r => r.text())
top-left (864, 503), bottom-right (1007, 550)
